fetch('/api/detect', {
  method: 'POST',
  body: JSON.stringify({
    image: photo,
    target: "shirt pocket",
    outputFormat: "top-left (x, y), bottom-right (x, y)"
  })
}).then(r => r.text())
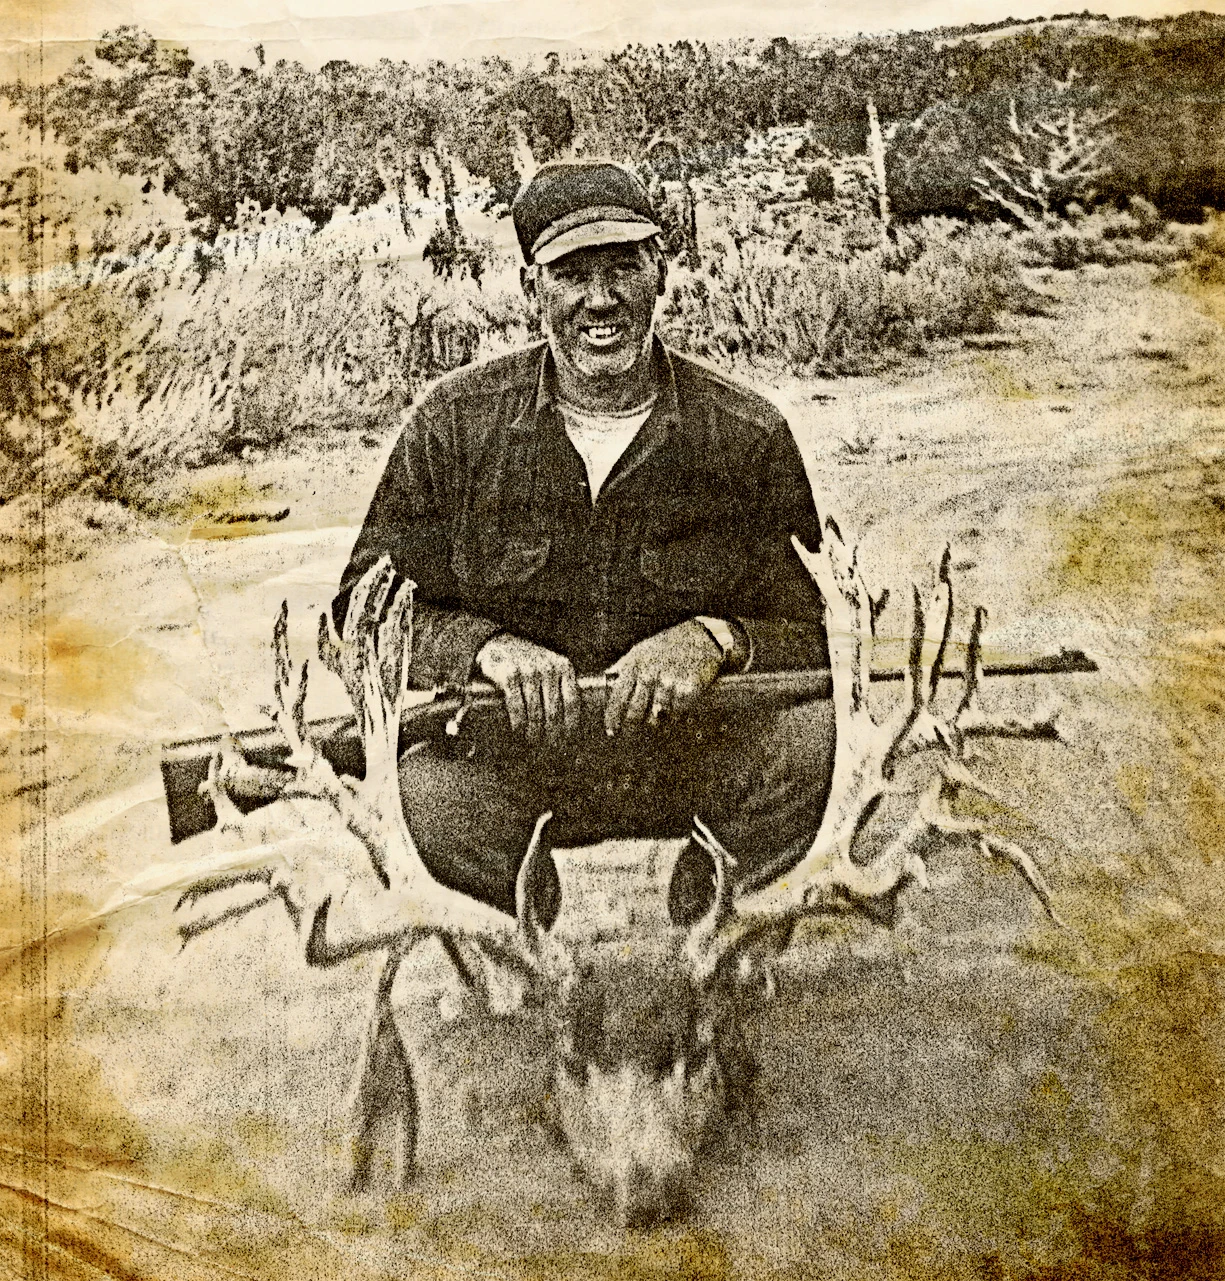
top-left (451, 532), bottom-right (552, 592)
top-left (639, 527), bottom-right (747, 603)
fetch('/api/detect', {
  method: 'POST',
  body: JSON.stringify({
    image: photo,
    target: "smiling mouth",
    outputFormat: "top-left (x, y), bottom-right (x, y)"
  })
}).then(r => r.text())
top-left (581, 324), bottom-right (623, 346)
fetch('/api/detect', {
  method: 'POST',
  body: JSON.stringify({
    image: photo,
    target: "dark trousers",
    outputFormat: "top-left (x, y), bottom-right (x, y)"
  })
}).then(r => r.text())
top-left (398, 699), bottom-right (836, 920)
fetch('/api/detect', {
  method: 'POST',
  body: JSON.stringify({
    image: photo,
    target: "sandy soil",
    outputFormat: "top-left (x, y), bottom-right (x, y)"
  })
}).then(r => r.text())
top-left (2, 261), bottom-right (1223, 1279)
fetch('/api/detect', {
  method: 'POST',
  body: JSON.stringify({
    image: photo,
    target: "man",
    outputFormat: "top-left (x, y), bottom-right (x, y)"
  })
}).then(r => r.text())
top-left (334, 160), bottom-right (835, 925)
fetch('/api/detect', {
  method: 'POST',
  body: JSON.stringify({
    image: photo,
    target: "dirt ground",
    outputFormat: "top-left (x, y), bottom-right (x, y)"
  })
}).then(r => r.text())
top-left (2, 261), bottom-right (1223, 1279)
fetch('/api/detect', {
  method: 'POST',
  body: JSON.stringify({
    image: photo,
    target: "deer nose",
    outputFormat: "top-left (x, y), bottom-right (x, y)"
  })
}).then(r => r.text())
top-left (615, 1161), bottom-right (689, 1228)
top-left (618, 1163), bottom-right (662, 1229)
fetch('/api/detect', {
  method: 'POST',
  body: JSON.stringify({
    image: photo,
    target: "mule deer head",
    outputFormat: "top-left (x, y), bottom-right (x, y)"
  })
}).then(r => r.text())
top-left (175, 522), bottom-right (1065, 1226)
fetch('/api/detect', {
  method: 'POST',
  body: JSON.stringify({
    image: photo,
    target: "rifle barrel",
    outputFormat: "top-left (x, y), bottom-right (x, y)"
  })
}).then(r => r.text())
top-left (160, 648), bottom-right (1097, 844)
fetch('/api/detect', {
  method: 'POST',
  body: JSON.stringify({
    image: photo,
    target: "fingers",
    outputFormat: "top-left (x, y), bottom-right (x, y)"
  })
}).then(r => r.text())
top-left (539, 667), bottom-right (568, 748)
top-left (533, 662), bottom-right (581, 747)
top-left (623, 672), bottom-right (655, 731)
top-left (603, 660), bottom-right (630, 736)
top-left (647, 680), bottom-right (674, 728)
top-left (604, 668), bottom-right (689, 736)
top-left (522, 671), bottom-right (545, 747)
top-left (503, 670), bottom-right (528, 738)
top-left (560, 666), bottom-right (582, 740)
top-left (607, 669), bottom-right (656, 735)
top-left (603, 659), bottom-right (637, 736)
top-left (477, 634), bottom-right (581, 748)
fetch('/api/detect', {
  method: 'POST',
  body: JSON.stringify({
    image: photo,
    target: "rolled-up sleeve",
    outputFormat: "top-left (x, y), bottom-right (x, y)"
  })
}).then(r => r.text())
top-left (333, 406), bottom-right (504, 688)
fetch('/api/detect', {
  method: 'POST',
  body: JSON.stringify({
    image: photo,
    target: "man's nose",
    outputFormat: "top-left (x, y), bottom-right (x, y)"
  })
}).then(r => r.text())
top-left (582, 270), bottom-right (617, 310)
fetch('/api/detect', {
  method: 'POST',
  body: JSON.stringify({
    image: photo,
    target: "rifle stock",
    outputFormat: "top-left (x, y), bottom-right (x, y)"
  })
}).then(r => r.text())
top-left (160, 649), bottom-right (1097, 845)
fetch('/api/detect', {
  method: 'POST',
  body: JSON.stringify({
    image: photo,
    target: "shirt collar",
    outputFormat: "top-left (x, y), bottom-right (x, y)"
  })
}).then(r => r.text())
top-left (531, 336), bottom-right (680, 425)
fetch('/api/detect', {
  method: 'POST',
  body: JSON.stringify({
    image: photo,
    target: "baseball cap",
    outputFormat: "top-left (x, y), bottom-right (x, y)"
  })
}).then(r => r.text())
top-left (511, 160), bottom-right (663, 266)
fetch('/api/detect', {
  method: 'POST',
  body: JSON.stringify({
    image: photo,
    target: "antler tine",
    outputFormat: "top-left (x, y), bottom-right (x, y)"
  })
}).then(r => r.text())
top-left (885, 552), bottom-right (958, 774)
top-left (792, 520), bottom-right (872, 719)
top-left (335, 558), bottom-right (398, 713)
top-left (176, 887), bottom-right (279, 947)
top-left (199, 745), bottom-right (248, 832)
top-left (981, 835), bottom-right (1066, 928)
top-left (828, 774), bottom-right (944, 904)
top-left (175, 865), bottom-right (274, 915)
top-left (271, 598), bottom-right (311, 753)
top-left (705, 532), bottom-right (1065, 965)
top-left (292, 657), bottom-right (309, 740)
top-left (344, 559), bottom-right (397, 652)
top-left (906, 583), bottom-right (926, 717)
top-left (377, 576), bottom-right (415, 712)
top-left (318, 607), bottom-right (344, 678)
top-left (691, 816), bottom-right (738, 925)
top-left (929, 547), bottom-right (954, 700)
top-left (956, 604), bottom-right (986, 725)
top-left (884, 583), bottom-right (927, 778)
top-left (515, 811), bottom-right (572, 978)
top-left (683, 817), bottom-right (739, 978)
top-left (272, 599), bottom-right (291, 694)
top-left (515, 812), bottom-right (553, 942)
top-left (952, 606), bottom-right (1063, 745)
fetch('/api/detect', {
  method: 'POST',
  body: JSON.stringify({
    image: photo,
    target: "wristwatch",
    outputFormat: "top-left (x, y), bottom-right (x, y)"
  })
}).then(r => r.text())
top-left (695, 616), bottom-right (741, 670)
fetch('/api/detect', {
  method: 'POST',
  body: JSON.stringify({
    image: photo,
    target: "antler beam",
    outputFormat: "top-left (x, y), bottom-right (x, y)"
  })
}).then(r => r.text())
top-left (693, 520), bottom-right (1066, 966)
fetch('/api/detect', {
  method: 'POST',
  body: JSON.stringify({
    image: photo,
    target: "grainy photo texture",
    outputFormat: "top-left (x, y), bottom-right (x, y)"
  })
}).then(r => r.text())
top-left (2, 2), bottom-right (1224, 1276)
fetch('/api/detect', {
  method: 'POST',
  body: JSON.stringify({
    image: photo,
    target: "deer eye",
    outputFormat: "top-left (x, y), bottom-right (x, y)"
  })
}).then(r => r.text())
top-left (684, 1042), bottom-right (712, 1080)
top-left (561, 1053), bottom-right (587, 1083)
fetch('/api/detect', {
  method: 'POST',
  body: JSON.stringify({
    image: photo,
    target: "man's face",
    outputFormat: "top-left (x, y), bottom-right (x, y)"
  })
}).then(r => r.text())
top-left (531, 241), bottom-right (665, 384)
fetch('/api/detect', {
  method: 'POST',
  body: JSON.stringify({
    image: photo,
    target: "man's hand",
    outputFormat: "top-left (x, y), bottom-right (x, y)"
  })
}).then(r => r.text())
top-left (475, 633), bottom-right (581, 748)
top-left (604, 619), bottom-right (724, 736)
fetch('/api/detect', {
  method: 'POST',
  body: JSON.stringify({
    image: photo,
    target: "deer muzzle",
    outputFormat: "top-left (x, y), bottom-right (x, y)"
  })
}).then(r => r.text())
top-left (553, 1053), bottom-right (724, 1227)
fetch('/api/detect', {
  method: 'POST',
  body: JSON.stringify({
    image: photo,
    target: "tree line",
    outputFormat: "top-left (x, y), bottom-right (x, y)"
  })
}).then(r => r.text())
top-left (3, 11), bottom-right (1224, 242)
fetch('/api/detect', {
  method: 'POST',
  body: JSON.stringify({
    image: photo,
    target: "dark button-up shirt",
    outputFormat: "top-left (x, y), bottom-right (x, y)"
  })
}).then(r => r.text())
top-left (335, 339), bottom-right (828, 688)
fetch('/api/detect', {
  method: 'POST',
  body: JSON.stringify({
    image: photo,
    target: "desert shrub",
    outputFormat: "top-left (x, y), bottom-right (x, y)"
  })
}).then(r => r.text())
top-left (660, 214), bottom-right (1029, 374)
top-left (803, 166), bottom-right (835, 204)
top-left (972, 87), bottom-right (1118, 228)
top-left (893, 220), bottom-right (1031, 336)
top-left (421, 224), bottom-right (493, 283)
top-left (26, 233), bottom-right (532, 508)
top-left (1016, 200), bottom-right (1202, 269)
top-left (1181, 211), bottom-right (1225, 286)
top-left (0, 488), bottom-right (137, 572)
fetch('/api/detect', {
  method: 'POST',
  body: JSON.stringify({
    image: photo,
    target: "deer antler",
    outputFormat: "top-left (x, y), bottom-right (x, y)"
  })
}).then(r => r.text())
top-left (292, 559), bottom-right (563, 956)
top-left (169, 561), bottom-right (566, 1192)
top-left (179, 557), bottom-right (562, 969)
top-left (691, 519), bottom-right (1065, 970)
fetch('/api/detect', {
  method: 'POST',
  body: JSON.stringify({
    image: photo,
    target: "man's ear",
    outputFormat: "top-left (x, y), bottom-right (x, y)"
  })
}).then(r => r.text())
top-left (654, 246), bottom-right (667, 297)
top-left (520, 264), bottom-right (536, 302)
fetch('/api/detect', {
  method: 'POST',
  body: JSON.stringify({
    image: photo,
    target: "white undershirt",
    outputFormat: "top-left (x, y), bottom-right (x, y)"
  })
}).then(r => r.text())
top-left (559, 400), bottom-right (655, 500)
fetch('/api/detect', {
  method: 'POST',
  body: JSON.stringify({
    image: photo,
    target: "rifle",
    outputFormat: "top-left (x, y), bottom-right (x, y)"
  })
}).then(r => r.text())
top-left (160, 649), bottom-right (1097, 845)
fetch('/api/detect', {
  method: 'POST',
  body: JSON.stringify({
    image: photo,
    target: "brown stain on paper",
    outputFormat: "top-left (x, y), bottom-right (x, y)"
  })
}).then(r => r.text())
top-left (1034, 444), bottom-right (1225, 1275)
top-left (44, 620), bottom-right (158, 719)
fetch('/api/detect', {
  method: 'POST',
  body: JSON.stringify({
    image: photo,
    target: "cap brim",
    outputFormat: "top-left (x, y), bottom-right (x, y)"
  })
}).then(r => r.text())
top-left (534, 219), bottom-right (663, 265)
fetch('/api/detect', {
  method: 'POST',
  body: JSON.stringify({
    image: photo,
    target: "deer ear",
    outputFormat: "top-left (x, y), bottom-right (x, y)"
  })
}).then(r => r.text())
top-left (679, 818), bottom-right (742, 983)
top-left (516, 811), bottom-right (564, 948)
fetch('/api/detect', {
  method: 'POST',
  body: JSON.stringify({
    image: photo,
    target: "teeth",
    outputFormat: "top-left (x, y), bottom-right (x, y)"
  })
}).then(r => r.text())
top-left (585, 325), bottom-right (619, 340)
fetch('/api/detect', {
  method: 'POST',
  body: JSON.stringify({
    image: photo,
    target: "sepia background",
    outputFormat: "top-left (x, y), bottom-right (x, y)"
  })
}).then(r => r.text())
top-left (2, 0), bottom-right (1224, 1275)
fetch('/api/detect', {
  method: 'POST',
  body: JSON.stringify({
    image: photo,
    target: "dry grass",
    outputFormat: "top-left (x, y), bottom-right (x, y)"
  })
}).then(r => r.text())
top-left (4, 193), bottom-right (1221, 567)
top-left (661, 214), bottom-right (1033, 375)
top-left (20, 233), bottom-right (533, 514)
